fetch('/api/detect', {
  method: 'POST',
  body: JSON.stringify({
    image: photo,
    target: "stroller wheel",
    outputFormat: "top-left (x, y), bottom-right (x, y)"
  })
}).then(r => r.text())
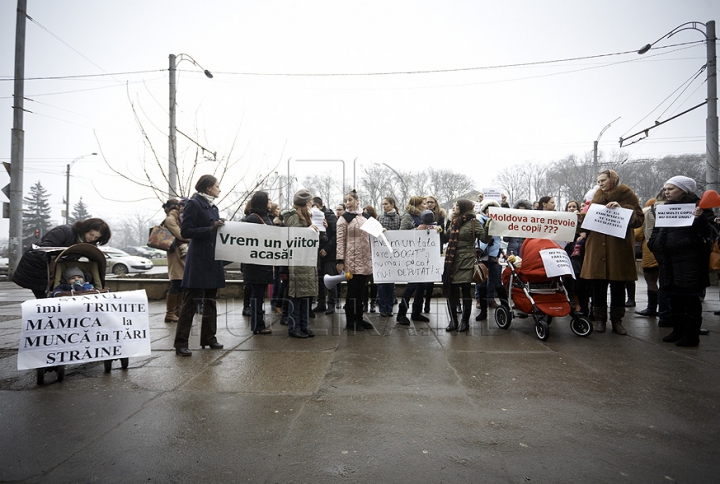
top-left (56, 365), bottom-right (65, 382)
top-left (495, 305), bottom-right (512, 330)
top-left (120, 358), bottom-right (129, 370)
top-left (533, 315), bottom-right (550, 341)
top-left (36, 368), bottom-right (45, 385)
top-left (104, 359), bottom-right (113, 373)
top-left (571, 315), bottom-right (593, 337)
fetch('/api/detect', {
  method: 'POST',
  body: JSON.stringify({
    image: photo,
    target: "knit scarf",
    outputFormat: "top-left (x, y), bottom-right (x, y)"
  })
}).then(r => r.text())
top-left (442, 213), bottom-right (475, 286)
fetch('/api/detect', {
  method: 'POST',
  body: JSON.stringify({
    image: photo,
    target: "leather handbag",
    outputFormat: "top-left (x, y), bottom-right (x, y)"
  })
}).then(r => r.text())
top-left (471, 219), bottom-right (489, 284)
top-left (147, 224), bottom-right (175, 251)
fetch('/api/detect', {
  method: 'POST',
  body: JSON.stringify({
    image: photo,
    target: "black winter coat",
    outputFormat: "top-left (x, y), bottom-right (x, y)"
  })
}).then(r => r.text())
top-left (13, 225), bottom-right (81, 292)
top-left (318, 205), bottom-right (338, 262)
top-left (241, 212), bottom-right (274, 284)
top-left (181, 194), bottom-right (226, 289)
top-left (648, 193), bottom-right (712, 290)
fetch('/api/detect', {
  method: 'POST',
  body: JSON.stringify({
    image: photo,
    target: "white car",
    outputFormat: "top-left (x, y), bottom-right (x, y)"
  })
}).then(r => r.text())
top-left (100, 247), bottom-right (153, 276)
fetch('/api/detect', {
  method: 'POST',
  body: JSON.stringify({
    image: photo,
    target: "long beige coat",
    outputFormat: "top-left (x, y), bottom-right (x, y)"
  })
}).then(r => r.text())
top-left (335, 211), bottom-right (373, 276)
top-left (580, 184), bottom-right (644, 281)
top-left (164, 209), bottom-right (189, 281)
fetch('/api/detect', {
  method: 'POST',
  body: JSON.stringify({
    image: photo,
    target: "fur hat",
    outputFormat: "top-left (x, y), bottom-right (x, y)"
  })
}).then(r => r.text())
top-left (513, 199), bottom-right (532, 210)
top-left (63, 266), bottom-right (84, 282)
top-left (293, 189), bottom-right (313, 207)
top-left (665, 175), bottom-right (696, 194)
top-left (479, 199), bottom-right (500, 214)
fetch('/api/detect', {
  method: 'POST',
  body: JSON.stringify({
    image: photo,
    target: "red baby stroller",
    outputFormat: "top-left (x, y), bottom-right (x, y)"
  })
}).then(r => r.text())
top-left (494, 238), bottom-right (593, 341)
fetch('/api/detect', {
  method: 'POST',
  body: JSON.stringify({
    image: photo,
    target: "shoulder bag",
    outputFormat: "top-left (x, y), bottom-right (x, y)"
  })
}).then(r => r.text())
top-left (471, 219), bottom-right (489, 284)
top-left (147, 222), bottom-right (175, 251)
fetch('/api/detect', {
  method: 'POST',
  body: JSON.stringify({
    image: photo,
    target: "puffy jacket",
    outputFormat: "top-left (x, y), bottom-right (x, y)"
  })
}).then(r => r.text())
top-left (336, 211), bottom-right (372, 276)
top-left (648, 193), bottom-right (712, 290)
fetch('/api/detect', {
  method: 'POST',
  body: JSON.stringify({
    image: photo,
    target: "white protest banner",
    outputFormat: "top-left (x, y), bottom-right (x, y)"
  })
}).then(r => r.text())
top-left (371, 230), bottom-right (444, 282)
top-left (215, 221), bottom-right (318, 266)
top-left (580, 203), bottom-right (633, 239)
top-left (655, 203), bottom-right (696, 227)
top-left (18, 290), bottom-right (151, 370)
top-left (482, 187), bottom-right (503, 202)
top-left (539, 248), bottom-right (575, 279)
top-left (487, 207), bottom-right (577, 241)
top-left (360, 216), bottom-right (392, 252)
top-left (311, 208), bottom-right (326, 232)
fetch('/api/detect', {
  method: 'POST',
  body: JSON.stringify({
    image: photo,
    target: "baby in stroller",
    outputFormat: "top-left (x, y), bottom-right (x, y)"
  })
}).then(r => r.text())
top-left (52, 266), bottom-right (96, 296)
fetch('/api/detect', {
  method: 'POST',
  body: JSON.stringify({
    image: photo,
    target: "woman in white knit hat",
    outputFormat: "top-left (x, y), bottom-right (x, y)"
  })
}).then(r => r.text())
top-left (648, 176), bottom-right (714, 347)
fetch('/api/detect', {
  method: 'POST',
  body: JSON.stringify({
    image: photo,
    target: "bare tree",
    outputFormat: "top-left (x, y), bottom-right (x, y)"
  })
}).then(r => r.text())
top-left (302, 174), bottom-right (339, 208)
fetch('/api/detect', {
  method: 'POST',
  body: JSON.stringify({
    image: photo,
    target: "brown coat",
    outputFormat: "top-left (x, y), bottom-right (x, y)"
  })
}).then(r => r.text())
top-left (164, 209), bottom-right (189, 281)
top-left (580, 184), bottom-right (644, 281)
top-left (634, 206), bottom-right (658, 270)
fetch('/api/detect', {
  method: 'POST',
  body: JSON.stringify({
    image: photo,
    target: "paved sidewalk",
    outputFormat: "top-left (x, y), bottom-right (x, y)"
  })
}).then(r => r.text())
top-left (1, 280), bottom-right (719, 483)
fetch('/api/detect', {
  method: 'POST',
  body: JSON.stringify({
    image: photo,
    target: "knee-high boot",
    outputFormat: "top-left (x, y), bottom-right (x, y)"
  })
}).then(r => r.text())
top-left (458, 299), bottom-right (471, 332)
top-left (165, 293), bottom-right (179, 322)
top-left (636, 291), bottom-right (658, 317)
top-left (610, 306), bottom-right (627, 335)
top-left (475, 297), bottom-right (488, 321)
top-left (676, 317), bottom-right (701, 347)
top-left (445, 299), bottom-right (458, 331)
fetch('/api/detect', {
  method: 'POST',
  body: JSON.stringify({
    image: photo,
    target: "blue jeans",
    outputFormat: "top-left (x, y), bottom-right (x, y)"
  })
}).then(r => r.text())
top-left (287, 296), bottom-right (310, 333)
top-left (377, 283), bottom-right (395, 314)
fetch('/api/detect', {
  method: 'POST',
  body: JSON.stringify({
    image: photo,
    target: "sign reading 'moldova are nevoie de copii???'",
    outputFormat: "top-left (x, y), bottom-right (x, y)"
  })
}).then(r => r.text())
top-left (18, 290), bottom-right (151, 370)
top-left (215, 222), bottom-right (319, 266)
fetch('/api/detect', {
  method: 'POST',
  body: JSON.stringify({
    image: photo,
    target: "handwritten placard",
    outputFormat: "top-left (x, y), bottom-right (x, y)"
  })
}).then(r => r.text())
top-left (371, 230), bottom-right (444, 283)
top-left (487, 207), bottom-right (577, 241)
top-left (18, 290), bottom-right (151, 370)
top-left (655, 203), bottom-right (695, 227)
top-left (580, 203), bottom-right (633, 239)
top-left (539, 248), bottom-right (575, 279)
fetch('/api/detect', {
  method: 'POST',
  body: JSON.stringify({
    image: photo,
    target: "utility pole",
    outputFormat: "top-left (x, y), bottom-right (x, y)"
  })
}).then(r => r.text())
top-left (8, 0), bottom-right (27, 279)
top-left (707, 20), bottom-right (718, 193)
top-left (168, 54), bottom-right (178, 198)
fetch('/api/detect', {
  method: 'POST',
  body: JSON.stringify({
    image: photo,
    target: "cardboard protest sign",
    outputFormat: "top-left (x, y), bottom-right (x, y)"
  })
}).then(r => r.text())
top-left (580, 203), bottom-right (633, 239)
top-left (655, 203), bottom-right (695, 227)
top-left (539, 248), bottom-right (575, 279)
top-left (215, 221), bottom-right (318, 266)
top-left (487, 207), bottom-right (577, 241)
top-left (371, 230), bottom-right (444, 283)
top-left (18, 290), bottom-right (151, 370)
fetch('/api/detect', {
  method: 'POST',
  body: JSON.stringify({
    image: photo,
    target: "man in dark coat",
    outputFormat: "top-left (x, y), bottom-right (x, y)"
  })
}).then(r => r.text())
top-left (312, 197), bottom-right (338, 314)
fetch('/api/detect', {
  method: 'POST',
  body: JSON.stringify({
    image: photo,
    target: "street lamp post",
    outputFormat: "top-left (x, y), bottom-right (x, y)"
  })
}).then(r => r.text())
top-left (66, 153), bottom-right (96, 224)
top-left (593, 117), bottom-right (621, 172)
top-left (638, 21), bottom-right (718, 192)
top-left (168, 53), bottom-right (213, 198)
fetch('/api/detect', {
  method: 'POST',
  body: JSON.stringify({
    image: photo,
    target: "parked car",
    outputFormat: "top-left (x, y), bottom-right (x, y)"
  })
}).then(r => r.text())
top-left (0, 257), bottom-right (8, 277)
top-left (100, 247), bottom-right (153, 276)
top-left (122, 246), bottom-right (155, 258)
top-left (142, 246), bottom-right (167, 259)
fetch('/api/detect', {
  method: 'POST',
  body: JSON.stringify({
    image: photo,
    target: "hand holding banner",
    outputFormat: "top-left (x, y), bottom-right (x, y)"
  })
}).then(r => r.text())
top-left (580, 203), bottom-right (632, 239)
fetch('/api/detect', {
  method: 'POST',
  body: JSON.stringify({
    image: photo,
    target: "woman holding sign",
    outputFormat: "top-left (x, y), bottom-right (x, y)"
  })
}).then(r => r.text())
top-left (442, 199), bottom-right (488, 332)
top-left (579, 170), bottom-right (643, 335)
top-left (174, 174), bottom-right (226, 356)
top-left (336, 190), bottom-right (374, 331)
top-left (648, 176), bottom-right (713, 347)
top-left (242, 191), bottom-right (274, 335)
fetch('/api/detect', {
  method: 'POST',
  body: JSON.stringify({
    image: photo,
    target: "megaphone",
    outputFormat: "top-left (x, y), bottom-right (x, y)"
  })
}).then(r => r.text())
top-left (324, 272), bottom-right (348, 290)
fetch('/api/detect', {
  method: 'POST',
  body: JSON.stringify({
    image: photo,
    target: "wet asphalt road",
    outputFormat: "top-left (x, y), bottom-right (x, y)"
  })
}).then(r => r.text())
top-left (1, 280), bottom-right (719, 483)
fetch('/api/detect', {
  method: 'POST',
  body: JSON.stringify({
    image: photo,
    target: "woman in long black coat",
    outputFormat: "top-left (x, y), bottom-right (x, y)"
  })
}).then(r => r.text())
top-left (174, 174), bottom-right (226, 356)
top-left (242, 191), bottom-right (274, 335)
top-left (13, 218), bottom-right (111, 298)
top-left (648, 175), bottom-right (713, 347)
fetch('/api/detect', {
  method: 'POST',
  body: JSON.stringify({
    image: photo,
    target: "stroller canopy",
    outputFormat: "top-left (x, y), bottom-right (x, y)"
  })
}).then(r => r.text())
top-left (517, 238), bottom-right (566, 283)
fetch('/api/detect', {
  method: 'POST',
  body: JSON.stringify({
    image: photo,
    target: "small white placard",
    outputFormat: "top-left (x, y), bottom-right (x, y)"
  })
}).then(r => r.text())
top-left (655, 203), bottom-right (695, 227)
top-left (539, 248), bottom-right (575, 279)
top-left (580, 203), bottom-right (633, 239)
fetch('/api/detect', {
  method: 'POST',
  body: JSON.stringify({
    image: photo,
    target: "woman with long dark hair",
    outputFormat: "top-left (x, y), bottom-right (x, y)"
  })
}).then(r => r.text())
top-left (174, 174), bottom-right (226, 356)
top-left (242, 191), bottom-right (274, 335)
top-left (442, 199), bottom-right (486, 332)
top-left (13, 218), bottom-right (111, 299)
top-left (376, 196), bottom-right (401, 317)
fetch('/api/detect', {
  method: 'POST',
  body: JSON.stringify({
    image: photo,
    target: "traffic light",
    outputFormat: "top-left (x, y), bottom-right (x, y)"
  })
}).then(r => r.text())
top-left (34, 229), bottom-right (39, 237)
